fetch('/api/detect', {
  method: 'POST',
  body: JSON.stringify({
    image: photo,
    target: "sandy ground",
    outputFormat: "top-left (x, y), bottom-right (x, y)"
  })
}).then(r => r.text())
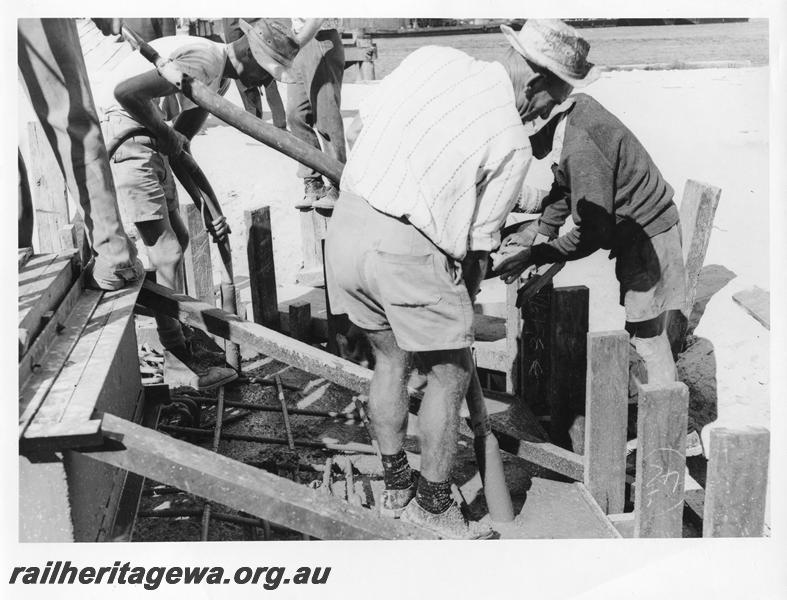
top-left (181, 66), bottom-right (769, 458)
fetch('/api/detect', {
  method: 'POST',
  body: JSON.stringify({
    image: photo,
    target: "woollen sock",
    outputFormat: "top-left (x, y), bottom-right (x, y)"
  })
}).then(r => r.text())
top-left (381, 451), bottom-right (413, 490)
top-left (416, 475), bottom-right (453, 515)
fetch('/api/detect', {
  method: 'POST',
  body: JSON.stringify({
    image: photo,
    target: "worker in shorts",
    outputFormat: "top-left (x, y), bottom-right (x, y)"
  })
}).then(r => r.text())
top-left (325, 22), bottom-right (582, 538)
top-left (494, 19), bottom-right (686, 386)
top-left (101, 19), bottom-right (310, 388)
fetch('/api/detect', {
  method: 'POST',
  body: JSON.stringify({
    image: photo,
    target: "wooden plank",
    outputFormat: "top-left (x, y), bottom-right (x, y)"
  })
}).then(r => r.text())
top-left (321, 238), bottom-right (348, 355)
top-left (584, 331), bottom-right (629, 514)
top-left (633, 381), bottom-right (689, 538)
top-left (519, 282), bottom-right (552, 412)
top-left (183, 203), bottom-right (215, 306)
top-left (21, 420), bottom-right (103, 453)
top-left (703, 426), bottom-right (769, 537)
top-left (26, 279), bottom-right (142, 430)
top-left (18, 273), bottom-right (84, 387)
top-left (512, 478), bottom-right (618, 539)
top-left (245, 207), bottom-right (280, 329)
top-left (679, 179), bottom-right (722, 315)
top-left (608, 512), bottom-right (635, 538)
top-left (297, 210), bottom-right (328, 285)
top-left (732, 286), bottom-right (770, 330)
top-left (18, 252), bottom-right (78, 355)
top-left (26, 120), bottom-right (70, 253)
top-left (18, 290), bottom-right (104, 437)
top-left (288, 301), bottom-right (312, 342)
top-left (88, 413), bottom-right (437, 540)
top-left (549, 286), bottom-right (589, 452)
top-left (504, 282), bottom-right (521, 393)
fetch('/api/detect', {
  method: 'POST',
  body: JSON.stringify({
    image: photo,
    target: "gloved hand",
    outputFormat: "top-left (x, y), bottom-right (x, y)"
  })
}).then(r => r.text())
top-left (501, 220), bottom-right (539, 249)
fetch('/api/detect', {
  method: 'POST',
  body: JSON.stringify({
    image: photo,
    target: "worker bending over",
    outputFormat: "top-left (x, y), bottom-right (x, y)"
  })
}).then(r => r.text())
top-left (101, 19), bottom-right (313, 388)
top-left (494, 19), bottom-right (686, 386)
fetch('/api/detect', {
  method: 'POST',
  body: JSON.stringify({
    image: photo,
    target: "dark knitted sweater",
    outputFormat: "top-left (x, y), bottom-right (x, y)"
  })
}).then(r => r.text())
top-left (530, 94), bottom-right (679, 265)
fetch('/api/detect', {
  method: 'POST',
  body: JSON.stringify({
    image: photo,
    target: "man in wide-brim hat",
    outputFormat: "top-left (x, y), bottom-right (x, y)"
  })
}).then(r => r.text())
top-left (494, 19), bottom-right (686, 400)
top-left (99, 18), bottom-right (314, 389)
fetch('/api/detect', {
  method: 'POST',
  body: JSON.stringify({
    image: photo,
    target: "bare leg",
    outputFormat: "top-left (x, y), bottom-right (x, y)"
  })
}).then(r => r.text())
top-left (365, 329), bottom-right (412, 454)
top-left (417, 349), bottom-right (473, 482)
top-left (633, 330), bottom-right (676, 385)
top-left (136, 215), bottom-right (188, 349)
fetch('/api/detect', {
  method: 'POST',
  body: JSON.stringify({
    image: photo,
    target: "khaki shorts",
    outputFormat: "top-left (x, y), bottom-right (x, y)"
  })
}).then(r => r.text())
top-left (325, 192), bottom-right (474, 352)
top-left (614, 223), bottom-right (687, 323)
top-left (103, 112), bottom-right (178, 230)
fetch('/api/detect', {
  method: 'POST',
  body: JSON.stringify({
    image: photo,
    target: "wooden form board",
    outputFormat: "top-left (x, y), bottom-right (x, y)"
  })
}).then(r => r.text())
top-left (183, 203), bottom-right (215, 306)
top-left (22, 279), bottom-right (143, 451)
top-left (633, 381), bottom-right (689, 538)
top-left (549, 286), bottom-right (589, 453)
top-left (87, 413), bottom-right (437, 540)
top-left (26, 121), bottom-right (70, 254)
top-left (18, 251), bottom-right (78, 355)
top-left (679, 179), bottom-right (722, 316)
top-left (732, 286), bottom-right (770, 330)
top-left (703, 426), bottom-right (769, 537)
top-left (583, 331), bottom-right (629, 514)
top-left (245, 207), bottom-right (280, 329)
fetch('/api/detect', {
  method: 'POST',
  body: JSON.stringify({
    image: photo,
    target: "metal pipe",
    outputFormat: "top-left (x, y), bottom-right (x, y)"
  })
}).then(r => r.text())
top-left (158, 424), bottom-right (377, 454)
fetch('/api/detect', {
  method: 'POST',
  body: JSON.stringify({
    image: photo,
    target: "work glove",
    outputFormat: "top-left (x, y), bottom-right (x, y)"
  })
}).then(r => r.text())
top-left (159, 128), bottom-right (190, 158)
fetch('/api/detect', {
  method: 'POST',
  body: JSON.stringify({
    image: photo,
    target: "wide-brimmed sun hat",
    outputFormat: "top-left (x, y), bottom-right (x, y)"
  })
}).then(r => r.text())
top-left (238, 18), bottom-right (300, 84)
top-left (500, 19), bottom-right (600, 88)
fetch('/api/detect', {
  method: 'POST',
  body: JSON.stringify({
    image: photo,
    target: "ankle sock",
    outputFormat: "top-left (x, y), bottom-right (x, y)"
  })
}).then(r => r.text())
top-left (415, 475), bottom-right (453, 514)
top-left (381, 451), bottom-right (413, 490)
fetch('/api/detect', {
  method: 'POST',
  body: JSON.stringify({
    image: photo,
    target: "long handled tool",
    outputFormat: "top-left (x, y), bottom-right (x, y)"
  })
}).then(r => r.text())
top-left (120, 25), bottom-right (343, 186)
top-left (464, 363), bottom-right (515, 523)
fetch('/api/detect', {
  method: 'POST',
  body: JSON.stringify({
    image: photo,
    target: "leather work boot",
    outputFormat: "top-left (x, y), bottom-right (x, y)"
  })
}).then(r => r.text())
top-left (401, 500), bottom-right (496, 540)
top-left (295, 177), bottom-right (326, 210)
top-left (312, 184), bottom-right (339, 211)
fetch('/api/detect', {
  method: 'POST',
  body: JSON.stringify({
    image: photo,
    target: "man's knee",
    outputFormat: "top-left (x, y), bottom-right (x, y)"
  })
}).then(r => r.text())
top-left (137, 224), bottom-right (183, 271)
top-left (420, 349), bottom-right (473, 393)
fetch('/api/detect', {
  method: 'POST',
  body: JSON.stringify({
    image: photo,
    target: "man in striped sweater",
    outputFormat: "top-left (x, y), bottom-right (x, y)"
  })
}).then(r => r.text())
top-left (325, 21), bottom-right (593, 538)
top-left (494, 20), bottom-right (686, 387)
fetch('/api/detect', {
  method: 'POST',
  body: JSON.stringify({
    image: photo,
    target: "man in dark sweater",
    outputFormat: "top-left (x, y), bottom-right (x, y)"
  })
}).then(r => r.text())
top-left (494, 66), bottom-right (686, 384)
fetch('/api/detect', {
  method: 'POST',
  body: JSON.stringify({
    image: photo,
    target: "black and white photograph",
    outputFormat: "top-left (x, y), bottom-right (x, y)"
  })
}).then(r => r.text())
top-left (6, 2), bottom-right (786, 598)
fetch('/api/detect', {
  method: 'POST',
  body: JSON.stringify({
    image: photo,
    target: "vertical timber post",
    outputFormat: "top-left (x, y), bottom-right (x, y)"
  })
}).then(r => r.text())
top-left (321, 239), bottom-right (348, 354)
top-left (27, 121), bottom-right (70, 253)
top-left (297, 210), bottom-right (330, 286)
top-left (504, 281), bottom-right (522, 394)
top-left (288, 301), bottom-right (312, 343)
top-left (183, 204), bottom-right (215, 306)
top-left (519, 283), bottom-right (552, 414)
top-left (548, 285), bottom-right (589, 452)
top-left (584, 331), bottom-right (629, 514)
top-left (245, 207), bottom-right (280, 330)
top-left (703, 426), bottom-right (769, 537)
top-left (633, 381), bottom-right (689, 538)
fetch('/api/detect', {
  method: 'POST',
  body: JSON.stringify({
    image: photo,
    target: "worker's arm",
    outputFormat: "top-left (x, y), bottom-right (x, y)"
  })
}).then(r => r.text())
top-left (529, 141), bottom-right (615, 265)
top-left (294, 19), bottom-right (324, 47)
top-left (346, 115), bottom-right (363, 150)
top-left (114, 69), bottom-right (189, 156)
top-left (172, 106), bottom-right (210, 139)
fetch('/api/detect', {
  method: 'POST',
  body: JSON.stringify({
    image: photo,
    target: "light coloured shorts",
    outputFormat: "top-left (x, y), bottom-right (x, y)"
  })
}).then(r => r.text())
top-left (325, 192), bottom-right (474, 352)
top-left (103, 112), bottom-right (178, 230)
top-left (615, 222), bottom-right (687, 323)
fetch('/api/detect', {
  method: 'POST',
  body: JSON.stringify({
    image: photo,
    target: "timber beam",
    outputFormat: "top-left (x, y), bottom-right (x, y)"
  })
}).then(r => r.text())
top-left (83, 413), bottom-right (437, 541)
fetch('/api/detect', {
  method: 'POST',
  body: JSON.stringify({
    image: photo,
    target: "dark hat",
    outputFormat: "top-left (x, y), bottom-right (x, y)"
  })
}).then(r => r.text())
top-left (238, 18), bottom-right (300, 83)
top-left (501, 19), bottom-right (599, 87)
